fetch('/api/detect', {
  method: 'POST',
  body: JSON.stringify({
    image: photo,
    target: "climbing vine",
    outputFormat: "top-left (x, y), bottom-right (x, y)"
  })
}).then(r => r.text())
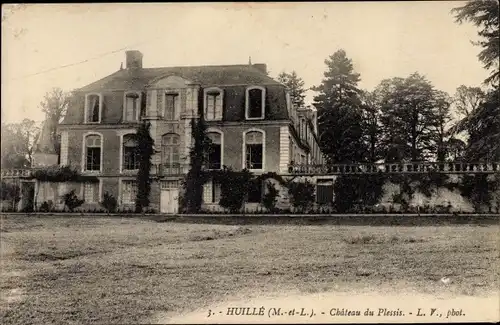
top-left (183, 115), bottom-right (211, 213)
top-left (29, 166), bottom-right (98, 183)
top-left (134, 121), bottom-right (154, 213)
top-left (333, 174), bottom-right (386, 213)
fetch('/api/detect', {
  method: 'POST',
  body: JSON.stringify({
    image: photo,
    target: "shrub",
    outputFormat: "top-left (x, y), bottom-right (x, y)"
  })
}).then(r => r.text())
top-left (287, 179), bottom-right (315, 213)
top-left (39, 200), bottom-right (55, 212)
top-left (63, 190), bottom-right (84, 212)
top-left (333, 174), bottom-right (386, 213)
top-left (217, 169), bottom-right (254, 213)
top-left (100, 192), bottom-right (118, 213)
top-left (262, 182), bottom-right (279, 212)
top-left (0, 181), bottom-right (21, 203)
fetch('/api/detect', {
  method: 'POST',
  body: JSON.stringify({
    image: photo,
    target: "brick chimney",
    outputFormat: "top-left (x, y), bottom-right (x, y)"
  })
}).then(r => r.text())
top-left (125, 50), bottom-right (143, 69)
top-left (252, 63), bottom-right (267, 74)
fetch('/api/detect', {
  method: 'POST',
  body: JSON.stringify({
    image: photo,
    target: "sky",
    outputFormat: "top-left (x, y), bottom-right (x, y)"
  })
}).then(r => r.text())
top-left (1, 2), bottom-right (490, 124)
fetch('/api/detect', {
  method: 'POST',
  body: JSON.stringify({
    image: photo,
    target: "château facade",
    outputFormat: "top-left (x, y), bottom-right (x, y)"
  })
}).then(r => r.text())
top-left (48, 50), bottom-right (324, 213)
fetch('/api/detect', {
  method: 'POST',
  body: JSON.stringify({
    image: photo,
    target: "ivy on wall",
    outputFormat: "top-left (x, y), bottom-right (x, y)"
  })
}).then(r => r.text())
top-left (134, 121), bottom-right (154, 213)
top-left (29, 166), bottom-right (98, 183)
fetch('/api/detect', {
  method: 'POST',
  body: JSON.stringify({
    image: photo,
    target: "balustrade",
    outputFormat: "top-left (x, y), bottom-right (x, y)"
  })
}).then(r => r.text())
top-left (286, 161), bottom-right (499, 175)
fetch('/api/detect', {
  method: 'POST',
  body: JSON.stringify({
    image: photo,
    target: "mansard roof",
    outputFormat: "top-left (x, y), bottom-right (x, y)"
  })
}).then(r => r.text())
top-left (76, 64), bottom-right (280, 92)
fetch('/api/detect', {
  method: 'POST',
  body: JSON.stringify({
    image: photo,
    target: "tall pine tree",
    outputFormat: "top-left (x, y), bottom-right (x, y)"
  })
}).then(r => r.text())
top-left (312, 49), bottom-right (366, 163)
top-left (277, 71), bottom-right (306, 108)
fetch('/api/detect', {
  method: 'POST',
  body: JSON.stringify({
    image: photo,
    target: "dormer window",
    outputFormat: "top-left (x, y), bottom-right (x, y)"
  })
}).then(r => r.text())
top-left (164, 92), bottom-right (179, 121)
top-left (85, 94), bottom-right (102, 123)
top-left (204, 87), bottom-right (223, 121)
top-left (245, 86), bottom-right (265, 120)
top-left (124, 91), bottom-right (142, 122)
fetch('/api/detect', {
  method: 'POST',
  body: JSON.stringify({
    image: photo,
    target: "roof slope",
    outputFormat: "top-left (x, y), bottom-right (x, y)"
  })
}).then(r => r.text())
top-left (76, 64), bottom-right (280, 92)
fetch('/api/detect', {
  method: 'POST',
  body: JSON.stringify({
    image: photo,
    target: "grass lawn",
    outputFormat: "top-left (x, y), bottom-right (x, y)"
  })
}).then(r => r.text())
top-left (1, 215), bottom-right (498, 324)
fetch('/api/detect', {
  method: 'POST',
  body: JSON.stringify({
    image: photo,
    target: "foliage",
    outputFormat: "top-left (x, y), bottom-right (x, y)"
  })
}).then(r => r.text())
top-left (1, 119), bottom-right (40, 168)
top-left (101, 192), bottom-right (118, 213)
top-left (432, 90), bottom-right (453, 162)
top-left (451, 2), bottom-right (499, 162)
top-left (312, 49), bottom-right (366, 163)
top-left (359, 90), bottom-right (381, 162)
top-left (333, 174), bottom-right (386, 213)
top-left (277, 71), bottom-right (307, 108)
top-left (214, 168), bottom-right (254, 213)
top-left (29, 166), bottom-right (98, 183)
top-left (376, 73), bottom-right (447, 162)
top-left (62, 190), bottom-right (84, 212)
top-left (461, 87), bottom-right (500, 161)
top-left (39, 200), bottom-right (55, 212)
top-left (262, 182), bottom-right (279, 212)
top-left (287, 179), bottom-right (315, 212)
top-left (183, 115), bottom-right (211, 213)
top-left (255, 172), bottom-right (287, 186)
top-left (460, 174), bottom-right (499, 212)
top-left (0, 181), bottom-right (21, 202)
top-left (452, 0), bottom-right (499, 86)
top-left (134, 122), bottom-right (154, 213)
top-left (38, 88), bottom-right (72, 158)
top-left (453, 86), bottom-right (486, 121)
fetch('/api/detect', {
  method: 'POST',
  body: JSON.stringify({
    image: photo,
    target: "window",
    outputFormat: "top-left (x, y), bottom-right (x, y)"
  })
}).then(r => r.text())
top-left (203, 179), bottom-right (221, 204)
top-left (245, 86), bottom-right (265, 119)
top-left (121, 180), bottom-right (137, 204)
top-left (206, 131), bottom-right (222, 170)
top-left (83, 182), bottom-right (99, 203)
top-left (162, 133), bottom-right (180, 166)
top-left (122, 134), bottom-right (139, 170)
top-left (247, 179), bottom-right (263, 203)
top-left (124, 92), bottom-right (141, 122)
top-left (84, 134), bottom-right (101, 171)
top-left (244, 130), bottom-right (264, 170)
top-left (86, 94), bottom-right (101, 123)
top-left (204, 88), bottom-right (223, 120)
top-left (161, 180), bottom-right (180, 189)
top-left (164, 93), bottom-right (178, 120)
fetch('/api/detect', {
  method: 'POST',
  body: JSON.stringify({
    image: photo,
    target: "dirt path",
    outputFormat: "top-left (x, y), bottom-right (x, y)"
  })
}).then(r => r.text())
top-left (152, 290), bottom-right (499, 324)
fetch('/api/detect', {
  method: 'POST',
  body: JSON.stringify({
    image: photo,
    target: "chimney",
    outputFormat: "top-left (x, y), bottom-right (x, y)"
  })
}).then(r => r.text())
top-left (252, 63), bottom-right (267, 74)
top-left (125, 50), bottom-right (143, 69)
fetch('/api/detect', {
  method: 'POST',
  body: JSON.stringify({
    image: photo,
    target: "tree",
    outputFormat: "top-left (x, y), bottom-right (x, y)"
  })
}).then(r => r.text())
top-left (452, 1), bottom-right (499, 161)
top-left (134, 122), bottom-right (154, 213)
top-left (0, 119), bottom-right (40, 168)
top-left (461, 88), bottom-right (500, 161)
top-left (453, 85), bottom-right (486, 118)
top-left (452, 0), bottom-right (499, 86)
top-left (277, 71), bottom-right (306, 108)
top-left (39, 88), bottom-right (71, 156)
top-left (359, 90), bottom-right (381, 162)
top-left (449, 85), bottom-right (486, 136)
top-left (377, 73), bottom-right (444, 162)
top-left (312, 49), bottom-right (366, 163)
top-left (432, 90), bottom-right (453, 162)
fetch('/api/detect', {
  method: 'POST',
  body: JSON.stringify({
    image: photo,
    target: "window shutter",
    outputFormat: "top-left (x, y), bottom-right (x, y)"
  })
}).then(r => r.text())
top-left (140, 91), bottom-right (147, 118)
top-left (215, 93), bottom-right (223, 120)
top-left (174, 95), bottom-right (180, 120)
